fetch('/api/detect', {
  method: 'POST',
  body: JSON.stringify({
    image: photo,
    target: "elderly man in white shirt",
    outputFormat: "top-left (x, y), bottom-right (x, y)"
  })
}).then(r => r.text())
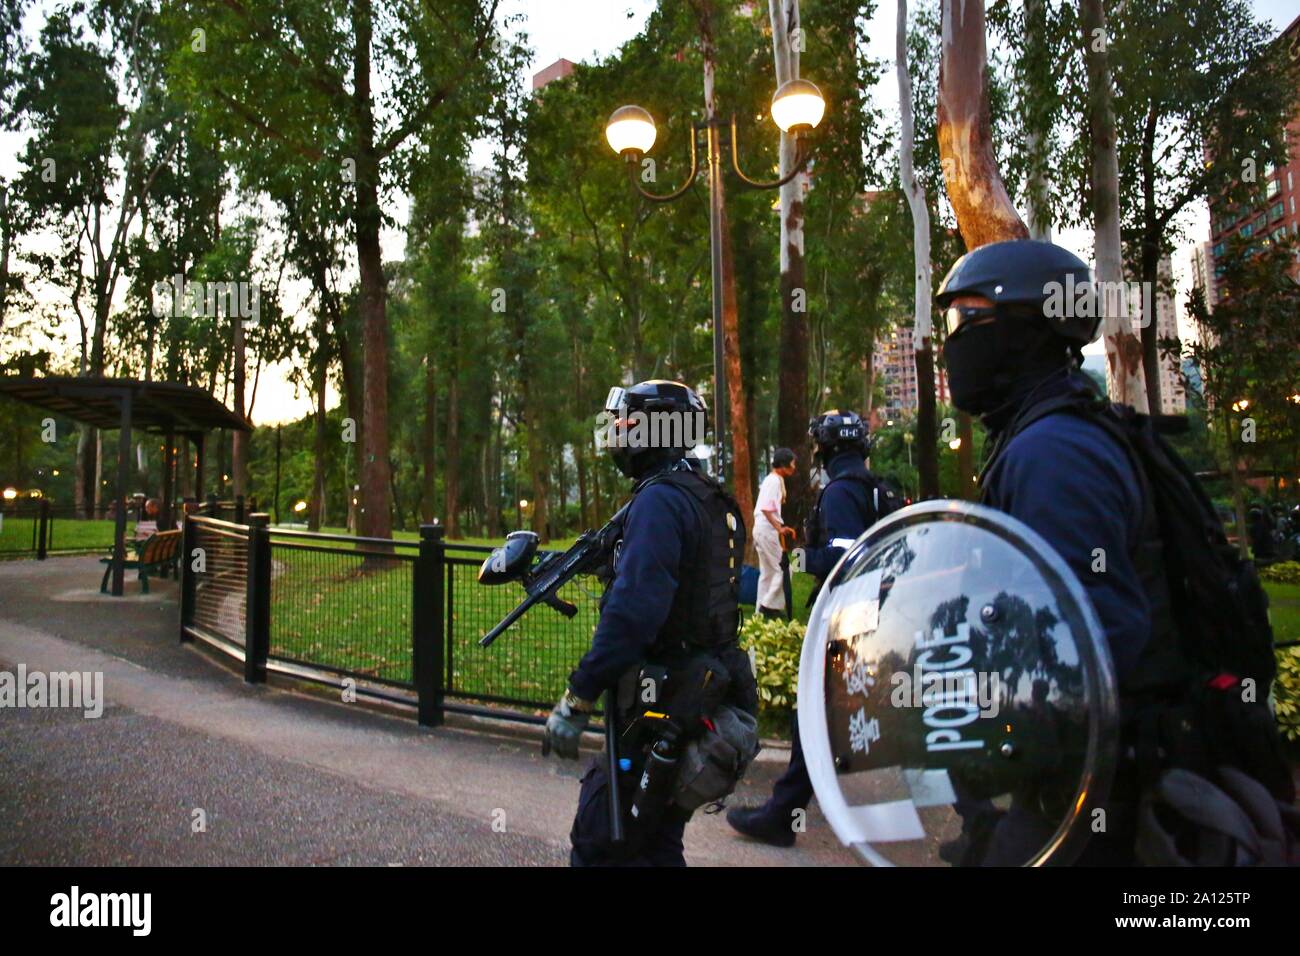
top-left (752, 448), bottom-right (797, 619)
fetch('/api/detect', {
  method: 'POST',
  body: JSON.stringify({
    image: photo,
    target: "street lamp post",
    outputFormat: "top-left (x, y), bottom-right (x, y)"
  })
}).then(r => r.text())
top-left (606, 79), bottom-right (826, 481)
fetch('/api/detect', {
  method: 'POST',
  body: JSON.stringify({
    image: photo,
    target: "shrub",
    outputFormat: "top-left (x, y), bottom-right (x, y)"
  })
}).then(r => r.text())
top-left (1260, 561), bottom-right (1300, 586)
top-left (1275, 646), bottom-right (1300, 744)
top-left (739, 614), bottom-right (805, 715)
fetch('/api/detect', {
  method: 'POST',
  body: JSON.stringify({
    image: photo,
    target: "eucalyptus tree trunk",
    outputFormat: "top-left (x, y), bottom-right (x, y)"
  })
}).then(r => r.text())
top-left (1024, 0), bottom-right (1053, 242)
top-left (768, 0), bottom-right (811, 528)
top-left (692, 0), bottom-right (755, 537)
top-left (936, 0), bottom-right (1029, 249)
top-left (897, 0), bottom-right (939, 498)
top-left (1080, 0), bottom-right (1148, 411)
top-left (936, 0), bottom-right (1034, 504)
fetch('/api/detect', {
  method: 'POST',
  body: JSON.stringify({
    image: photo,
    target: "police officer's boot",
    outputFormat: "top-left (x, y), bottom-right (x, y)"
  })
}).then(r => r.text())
top-left (726, 804), bottom-right (797, 848)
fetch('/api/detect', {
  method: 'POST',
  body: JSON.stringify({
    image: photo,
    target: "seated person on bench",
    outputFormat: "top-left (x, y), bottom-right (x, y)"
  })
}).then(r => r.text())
top-left (133, 498), bottom-right (160, 540)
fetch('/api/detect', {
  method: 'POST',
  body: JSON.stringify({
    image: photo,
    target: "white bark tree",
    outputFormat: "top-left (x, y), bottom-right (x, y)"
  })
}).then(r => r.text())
top-left (1080, 0), bottom-right (1148, 412)
top-left (768, 0), bottom-right (811, 521)
top-left (897, 0), bottom-right (940, 497)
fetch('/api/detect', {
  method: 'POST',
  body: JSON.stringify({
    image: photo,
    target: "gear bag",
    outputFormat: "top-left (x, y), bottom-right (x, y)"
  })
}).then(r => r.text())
top-left (992, 392), bottom-right (1296, 864)
top-left (804, 472), bottom-right (901, 549)
top-left (673, 704), bottom-right (761, 812)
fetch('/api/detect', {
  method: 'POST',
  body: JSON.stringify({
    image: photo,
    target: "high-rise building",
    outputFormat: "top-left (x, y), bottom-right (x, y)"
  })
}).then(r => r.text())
top-left (531, 58), bottom-right (575, 92)
top-left (871, 325), bottom-right (948, 422)
top-left (1190, 241), bottom-right (1219, 313)
top-left (1154, 257), bottom-right (1185, 415)
top-left (1205, 15), bottom-right (1300, 296)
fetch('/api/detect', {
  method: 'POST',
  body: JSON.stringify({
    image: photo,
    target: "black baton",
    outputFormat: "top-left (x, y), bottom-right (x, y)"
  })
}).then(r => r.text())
top-left (604, 688), bottom-right (624, 845)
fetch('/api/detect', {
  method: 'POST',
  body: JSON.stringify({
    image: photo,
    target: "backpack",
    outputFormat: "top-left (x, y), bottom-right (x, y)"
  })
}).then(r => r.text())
top-left (804, 471), bottom-right (901, 548)
top-left (997, 392), bottom-right (1296, 864)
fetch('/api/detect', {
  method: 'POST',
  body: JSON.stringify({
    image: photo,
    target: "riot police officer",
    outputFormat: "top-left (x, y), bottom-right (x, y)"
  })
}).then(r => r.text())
top-left (543, 380), bottom-right (759, 866)
top-left (726, 408), bottom-right (897, 848)
top-left (934, 239), bottom-right (1155, 864)
top-left (790, 240), bottom-right (1291, 867)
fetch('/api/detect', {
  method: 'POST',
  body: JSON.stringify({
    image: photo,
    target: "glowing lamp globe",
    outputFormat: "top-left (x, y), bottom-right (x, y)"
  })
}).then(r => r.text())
top-left (771, 79), bottom-right (825, 133)
top-left (606, 105), bottom-right (657, 156)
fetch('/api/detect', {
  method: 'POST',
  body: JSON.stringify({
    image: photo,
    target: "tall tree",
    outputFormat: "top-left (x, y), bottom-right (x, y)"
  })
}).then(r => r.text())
top-left (896, 0), bottom-right (938, 498)
top-left (1079, 0), bottom-right (1146, 410)
top-left (768, 0), bottom-right (812, 520)
top-left (171, 0), bottom-right (503, 538)
top-left (688, 0), bottom-right (755, 530)
top-left (1106, 0), bottom-right (1296, 411)
top-left (14, 4), bottom-right (176, 515)
top-left (936, 0), bottom-right (1028, 249)
top-left (1183, 237), bottom-right (1300, 557)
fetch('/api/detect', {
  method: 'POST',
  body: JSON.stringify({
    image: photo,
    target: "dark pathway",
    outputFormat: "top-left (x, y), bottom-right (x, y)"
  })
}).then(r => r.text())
top-left (0, 556), bottom-right (849, 866)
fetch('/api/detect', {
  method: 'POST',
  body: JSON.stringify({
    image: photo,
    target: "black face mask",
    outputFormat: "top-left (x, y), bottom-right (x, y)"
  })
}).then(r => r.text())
top-left (944, 315), bottom-right (1077, 420)
top-left (943, 319), bottom-right (1014, 416)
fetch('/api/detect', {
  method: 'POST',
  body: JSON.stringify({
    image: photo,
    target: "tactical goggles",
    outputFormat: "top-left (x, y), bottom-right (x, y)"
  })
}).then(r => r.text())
top-left (942, 304), bottom-right (1000, 337)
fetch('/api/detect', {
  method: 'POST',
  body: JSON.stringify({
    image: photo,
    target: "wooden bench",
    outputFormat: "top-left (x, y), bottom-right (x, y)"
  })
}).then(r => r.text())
top-left (100, 529), bottom-right (182, 594)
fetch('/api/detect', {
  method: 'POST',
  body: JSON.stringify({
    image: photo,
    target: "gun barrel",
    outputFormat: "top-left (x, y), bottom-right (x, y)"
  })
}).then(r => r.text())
top-left (478, 501), bottom-right (630, 648)
top-left (478, 596), bottom-right (536, 647)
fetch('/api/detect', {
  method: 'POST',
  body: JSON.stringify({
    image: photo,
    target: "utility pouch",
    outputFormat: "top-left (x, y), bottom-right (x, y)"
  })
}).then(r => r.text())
top-left (617, 663), bottom-right (671, 716)
top-left (672, 704), bottom-right (761, 812)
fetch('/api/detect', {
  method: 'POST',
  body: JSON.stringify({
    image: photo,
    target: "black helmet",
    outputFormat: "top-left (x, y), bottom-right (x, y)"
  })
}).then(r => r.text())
top-left (599, 380), bottom-right (708, 480)
top-left (809, 409), bottom-right (869, 462)
top-left (936, 240), bottom-right (1100, 345)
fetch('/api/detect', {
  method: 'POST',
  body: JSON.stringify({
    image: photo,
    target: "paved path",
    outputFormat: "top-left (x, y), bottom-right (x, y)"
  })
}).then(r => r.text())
top-left (0, 556), bottom-right (849, 866)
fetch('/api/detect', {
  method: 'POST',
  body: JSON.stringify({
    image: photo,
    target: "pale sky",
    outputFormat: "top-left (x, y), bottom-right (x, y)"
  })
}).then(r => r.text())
top-left (2, 0), bottom-right (1295, 423)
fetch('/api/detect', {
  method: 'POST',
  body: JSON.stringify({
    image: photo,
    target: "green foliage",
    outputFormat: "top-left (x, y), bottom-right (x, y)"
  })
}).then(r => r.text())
top-left (1275, 646), bottom-right (1300, 743)
top-left (1261, 562), bottom-right (1300, 586)
top-left (739, 613), bottom-right (804, 715)
top-left (1183, 236), bottom-right (1300, 494)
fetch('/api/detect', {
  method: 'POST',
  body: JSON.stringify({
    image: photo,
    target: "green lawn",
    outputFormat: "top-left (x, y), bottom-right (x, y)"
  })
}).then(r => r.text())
top-left (1266, 581), bottom-right (1300, 646)
top-left (263, 531), bottom-right (813, 707)
top-left (264, 538), bottom-right (598, 708)
top-left (0, 516), bottom-right (119, 555)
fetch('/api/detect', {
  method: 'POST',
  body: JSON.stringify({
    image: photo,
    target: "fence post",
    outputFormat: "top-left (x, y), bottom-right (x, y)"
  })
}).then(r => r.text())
top-left (36, 497), bottom-right (49, 560)
top-left (243, 513), bottom-right (271, 683)
top-left (413, 524), bottom-right (446, 727)
top-left (206, 493), bottom-right (218, 518)
top-left (180, 512), bottom-right (197, 644)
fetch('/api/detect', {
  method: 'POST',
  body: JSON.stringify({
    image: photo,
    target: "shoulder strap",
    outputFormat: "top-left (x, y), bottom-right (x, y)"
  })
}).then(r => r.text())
top-left (831, 472), bottom-right (885, 527)
top-left (981, 391), bottom-right (1109, 486)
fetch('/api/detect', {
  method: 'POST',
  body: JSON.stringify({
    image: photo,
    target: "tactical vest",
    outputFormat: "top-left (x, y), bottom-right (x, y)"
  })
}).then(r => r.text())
top-left (605, 466), bottom-right (746, 662)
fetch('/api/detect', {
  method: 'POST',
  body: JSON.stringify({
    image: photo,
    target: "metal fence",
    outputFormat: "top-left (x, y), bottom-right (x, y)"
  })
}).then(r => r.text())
top-left (189, 516), bottom-right (250, 651)
top-left (179, 513), bottom-right (596, 725)
top-left (1, 498), bottom-right (121, 557)
top-left (0, 500), bottom-right (43, 555)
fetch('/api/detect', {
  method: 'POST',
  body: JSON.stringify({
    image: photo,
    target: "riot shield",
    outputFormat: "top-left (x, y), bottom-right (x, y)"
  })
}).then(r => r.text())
top-left (797, 500), bottom-right (1118, 866)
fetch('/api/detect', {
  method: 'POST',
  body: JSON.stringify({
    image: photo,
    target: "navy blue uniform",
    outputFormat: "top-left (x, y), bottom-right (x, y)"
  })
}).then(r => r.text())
top-left (803, 451), bottom-right (884, 580)
top-left (567, 460), bottom-right (736, 867)
top-left (980, 370), bottom-right (1152, 681)
top-left (756, 450), bottom-right (884, 831)
top-left (568, 479), bottom-right (701, 702)
top-left (975, 369), bottom-right (1150, 865)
